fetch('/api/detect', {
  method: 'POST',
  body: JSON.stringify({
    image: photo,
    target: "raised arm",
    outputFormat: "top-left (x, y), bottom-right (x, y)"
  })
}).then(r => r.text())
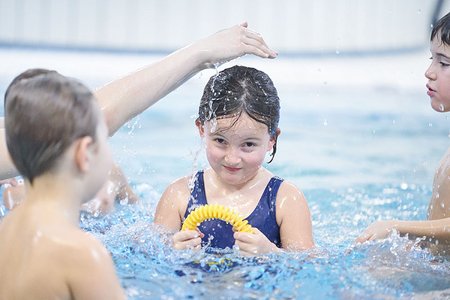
top-left (0, 23), bottom-right (275, 180)
top-left (94, 22), bottom-right (277, 135)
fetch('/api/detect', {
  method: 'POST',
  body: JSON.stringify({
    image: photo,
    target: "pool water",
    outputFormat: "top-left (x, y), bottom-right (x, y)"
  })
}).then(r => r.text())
top-left (89, 80), bottom-right (449, 299)
top-left (1, 54), bottom-right (450, 299)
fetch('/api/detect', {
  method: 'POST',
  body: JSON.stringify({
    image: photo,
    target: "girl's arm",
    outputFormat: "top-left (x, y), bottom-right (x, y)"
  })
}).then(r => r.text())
top-left (154, 176), bottom-right (192, 231)
top-left (356, 218), bottom-right (450, 243)
top-left (154, 177), bottom-right (203, 250)
top-left (95, 22), bottom-right (277, 136)
top-left (276, 182), bottom-right (315, 250)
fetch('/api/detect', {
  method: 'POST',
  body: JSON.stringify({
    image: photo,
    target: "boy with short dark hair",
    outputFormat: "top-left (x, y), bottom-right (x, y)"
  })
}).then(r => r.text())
top-left (0, 69), bottom-right (125, 299)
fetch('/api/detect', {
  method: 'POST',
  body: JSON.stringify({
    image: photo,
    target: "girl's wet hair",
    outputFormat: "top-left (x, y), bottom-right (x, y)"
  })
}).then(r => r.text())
top-left (4, 69), bottom-right (98, 184)
top-left (431, 12), bottom-right (450, 45)
top-left (198, 65), bottom-right (280, 162)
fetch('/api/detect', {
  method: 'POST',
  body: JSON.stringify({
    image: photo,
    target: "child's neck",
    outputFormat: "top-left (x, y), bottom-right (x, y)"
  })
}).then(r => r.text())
top-left (23, 174), bottom-right (83, 226)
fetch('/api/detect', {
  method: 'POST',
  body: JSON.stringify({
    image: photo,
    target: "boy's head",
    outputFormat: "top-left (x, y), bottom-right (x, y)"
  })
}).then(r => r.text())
top-left (4, 69), bottom-right (108, 186)
top-left (426, 12), bottom-right (450, 112)
top-left (431, 12), bottom-right (450, 46)
top-left (197, 65), bottom-right (280, 162)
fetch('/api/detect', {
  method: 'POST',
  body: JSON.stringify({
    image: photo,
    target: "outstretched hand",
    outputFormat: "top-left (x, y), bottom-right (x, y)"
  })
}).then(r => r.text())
top-left (234, 228), bottom-right (280, 256)
top-left (194, 22), bottom-right (277, 69)
top-left (355, 220), bottom-right (398, 243)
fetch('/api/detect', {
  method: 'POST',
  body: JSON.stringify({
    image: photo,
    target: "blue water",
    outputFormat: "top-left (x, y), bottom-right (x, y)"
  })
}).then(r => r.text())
top-left (2, 57), bottom-right (450, 298)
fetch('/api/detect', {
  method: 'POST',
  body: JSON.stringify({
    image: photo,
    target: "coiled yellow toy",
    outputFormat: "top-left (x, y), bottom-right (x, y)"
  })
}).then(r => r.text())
top-left (182, 204), bottom-right (253, 233)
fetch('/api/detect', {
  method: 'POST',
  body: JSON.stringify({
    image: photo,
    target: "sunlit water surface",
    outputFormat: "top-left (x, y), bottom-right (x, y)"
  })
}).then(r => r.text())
top-left (1, 54), bottom-right (450, 299)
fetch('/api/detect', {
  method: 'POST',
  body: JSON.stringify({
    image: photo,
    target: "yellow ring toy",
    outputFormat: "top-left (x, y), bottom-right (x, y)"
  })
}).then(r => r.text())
top-left (182, 204), bottom-right (253, 233)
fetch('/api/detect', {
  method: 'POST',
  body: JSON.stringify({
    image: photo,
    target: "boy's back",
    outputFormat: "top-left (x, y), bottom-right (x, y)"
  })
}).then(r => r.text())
top-left (0, 196), bottom-right (124, 299)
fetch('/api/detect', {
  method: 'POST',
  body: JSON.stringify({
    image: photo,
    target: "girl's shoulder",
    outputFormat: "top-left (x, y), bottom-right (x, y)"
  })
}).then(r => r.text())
top-left (277, 180), bottom-right (307, 202)
top-left (163, 175), bottom-right (192, 195)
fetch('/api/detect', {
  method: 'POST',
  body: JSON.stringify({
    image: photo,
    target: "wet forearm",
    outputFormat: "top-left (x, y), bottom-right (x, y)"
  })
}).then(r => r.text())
top-left (394, 218), bottom-right (450, 241)
top-left (95, 44), bottom-right (209, 136)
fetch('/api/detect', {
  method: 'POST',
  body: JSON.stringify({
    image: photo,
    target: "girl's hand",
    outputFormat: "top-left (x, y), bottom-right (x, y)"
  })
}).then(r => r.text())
top-left (194, 22), bottom-right (277, 69)
top-left (355, 220), bottom-right (398, 243)
top-left (172, 230), bottom-right (204, 250)
top-left (234, 228), bottom-right (280, 256)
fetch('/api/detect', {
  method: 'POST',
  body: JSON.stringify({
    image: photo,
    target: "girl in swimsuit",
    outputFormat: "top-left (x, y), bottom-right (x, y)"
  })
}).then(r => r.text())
top-left (154, 66), bottom-right (314, 255)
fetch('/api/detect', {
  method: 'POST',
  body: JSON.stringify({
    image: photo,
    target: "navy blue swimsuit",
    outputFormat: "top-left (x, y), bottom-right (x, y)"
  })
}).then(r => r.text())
top-left (183, 171), bottom-right (283, 250)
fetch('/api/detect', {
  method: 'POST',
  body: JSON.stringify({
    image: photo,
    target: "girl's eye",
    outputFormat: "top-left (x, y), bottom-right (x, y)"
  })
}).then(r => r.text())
top-left (440, 62), bottom-right (450, 67)
top-left (214, 138), bottom-right (226, 144)
top-left (243, 142), bottom-right (256, 148)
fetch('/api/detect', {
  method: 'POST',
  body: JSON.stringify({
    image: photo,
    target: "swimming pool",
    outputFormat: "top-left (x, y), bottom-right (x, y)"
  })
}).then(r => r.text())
top-left (1, 51), bottom-right (450, 299)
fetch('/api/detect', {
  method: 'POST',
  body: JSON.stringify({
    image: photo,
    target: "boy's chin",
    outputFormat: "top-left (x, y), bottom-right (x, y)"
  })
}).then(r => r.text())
top-left (430, 100), bottom-right (448, 113)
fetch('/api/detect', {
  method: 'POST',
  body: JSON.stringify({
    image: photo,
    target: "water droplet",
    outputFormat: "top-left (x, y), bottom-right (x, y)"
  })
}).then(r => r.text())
top-left (335, 50), bottom-right (340, 55)
top-left (400, 182), bottom-right (408, 190)
top-left (439, 103), bottom-right (445, 112)
top-left (323, 119), bottom-right (328, 126)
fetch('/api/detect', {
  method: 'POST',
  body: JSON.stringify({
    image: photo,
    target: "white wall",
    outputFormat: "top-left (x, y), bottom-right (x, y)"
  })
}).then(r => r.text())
top-left (0, 0), bottom-right (444, 54)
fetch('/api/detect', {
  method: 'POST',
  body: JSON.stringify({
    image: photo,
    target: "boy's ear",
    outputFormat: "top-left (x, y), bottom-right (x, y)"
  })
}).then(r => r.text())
top-left (195, 119), bottom-right (205, 136)
top-left (74, 136), bottom-right (95, 173)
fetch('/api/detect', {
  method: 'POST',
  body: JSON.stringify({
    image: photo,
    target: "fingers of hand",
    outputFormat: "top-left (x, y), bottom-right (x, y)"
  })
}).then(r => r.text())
top-left (238, 21), bottom-right (248, 28)
top-left (241, 33), bottom-right (277, 58)
top-left (173, 230), bottom-right (202, 250)
top-left (355, 234), bottom-right (370, 244)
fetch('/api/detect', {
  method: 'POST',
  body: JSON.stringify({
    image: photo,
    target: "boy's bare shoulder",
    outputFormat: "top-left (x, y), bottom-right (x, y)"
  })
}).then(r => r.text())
top-left (441, 147), bottom-right (450, 174)
top-left (58, 228), bottom-right (111, 264)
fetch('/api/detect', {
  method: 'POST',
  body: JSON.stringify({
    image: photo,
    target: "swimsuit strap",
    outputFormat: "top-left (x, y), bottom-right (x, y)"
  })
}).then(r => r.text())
top-left (184, 171), bottom-right (207, 219)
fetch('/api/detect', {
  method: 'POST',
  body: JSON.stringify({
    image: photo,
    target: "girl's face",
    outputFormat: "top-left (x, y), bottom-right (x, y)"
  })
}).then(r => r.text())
top-left (425, 33), bottom-right (450, 112)
top-left (198, 112), bottom-right (276, 187)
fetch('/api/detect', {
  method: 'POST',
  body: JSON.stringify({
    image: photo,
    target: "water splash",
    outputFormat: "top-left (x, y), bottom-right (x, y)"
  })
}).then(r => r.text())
top-left (126, 116), bottom-right (141, 136)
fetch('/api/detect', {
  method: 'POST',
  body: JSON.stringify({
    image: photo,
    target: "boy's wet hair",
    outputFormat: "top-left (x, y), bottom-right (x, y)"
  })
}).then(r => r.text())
top-left (431, 12), bottom-right (450, 45)
top-left (198, 65), bottom-right (280, 162)
top-left (4, 69), bottom-right (98, 184)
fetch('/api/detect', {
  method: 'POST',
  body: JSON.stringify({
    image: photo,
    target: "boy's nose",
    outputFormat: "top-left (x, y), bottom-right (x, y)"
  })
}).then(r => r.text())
top-left (425, 65), bottom-right (436, 80)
